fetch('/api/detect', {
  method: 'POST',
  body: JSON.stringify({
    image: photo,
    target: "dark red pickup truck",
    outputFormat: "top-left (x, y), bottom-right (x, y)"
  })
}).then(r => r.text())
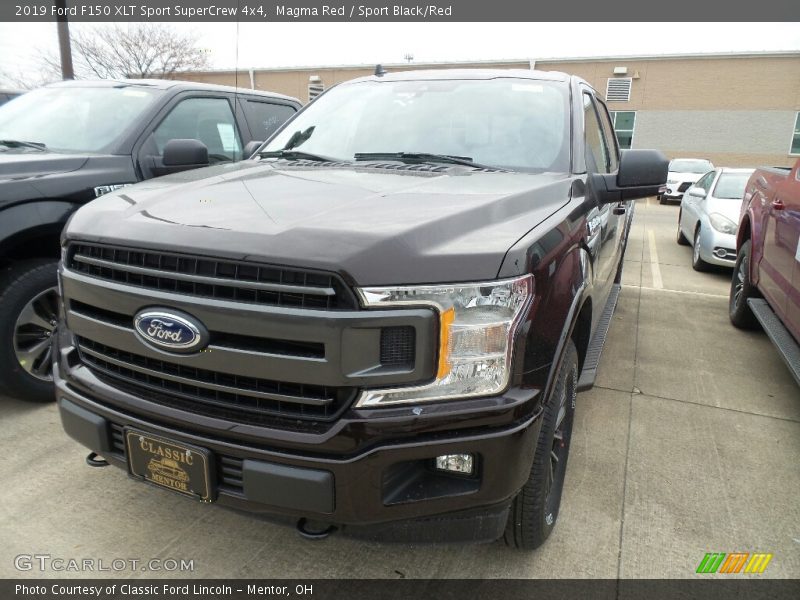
top-left (729, 158), bottom-right (800, 385)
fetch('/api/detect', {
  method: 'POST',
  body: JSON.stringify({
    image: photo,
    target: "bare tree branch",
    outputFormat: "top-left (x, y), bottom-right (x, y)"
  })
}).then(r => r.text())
top-left (41, 23), bottom-right (210, 81)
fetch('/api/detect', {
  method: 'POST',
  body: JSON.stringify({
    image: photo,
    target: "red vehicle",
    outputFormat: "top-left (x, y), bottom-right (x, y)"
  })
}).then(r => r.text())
top-left (729, 158), bottom-right (800, 384)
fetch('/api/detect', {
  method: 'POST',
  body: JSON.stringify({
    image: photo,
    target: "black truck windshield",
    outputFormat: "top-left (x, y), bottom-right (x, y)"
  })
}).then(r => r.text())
top-left (0, 85), bottom-right (161, 153)
top-left (262, 78), bottom-right (571, 172)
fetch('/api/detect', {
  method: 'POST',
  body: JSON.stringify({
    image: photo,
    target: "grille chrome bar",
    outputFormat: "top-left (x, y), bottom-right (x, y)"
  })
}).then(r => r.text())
top-left (78, 343), bottom-right (331, 406)
top-left (66, 242), bottom-right (358, 310)
top-left (72, 254), bottom-right (336, 297)
top-left (75, 336), bottom-right (353, 422)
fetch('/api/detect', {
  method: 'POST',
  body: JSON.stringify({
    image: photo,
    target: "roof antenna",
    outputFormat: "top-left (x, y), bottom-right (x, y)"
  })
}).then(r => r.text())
top-left (374, 64), bottom-right (386, 77)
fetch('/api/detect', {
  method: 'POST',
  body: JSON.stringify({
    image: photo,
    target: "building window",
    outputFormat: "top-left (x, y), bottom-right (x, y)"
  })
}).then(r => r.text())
top-left (610, 111), bottom-right (636, 150)
top-left (791, 112), bottom-right (800, 155)
top-left (605, 78), bottom-right (632, 102)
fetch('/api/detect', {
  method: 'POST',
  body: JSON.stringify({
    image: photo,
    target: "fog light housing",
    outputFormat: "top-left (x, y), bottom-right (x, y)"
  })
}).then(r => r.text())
top-left (435, 454), bottom-right (474, 475)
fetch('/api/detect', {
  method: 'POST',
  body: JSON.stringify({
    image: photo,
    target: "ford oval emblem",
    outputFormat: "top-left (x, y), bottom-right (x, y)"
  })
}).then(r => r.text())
top-left (133, 309), bottom-right (209, 354)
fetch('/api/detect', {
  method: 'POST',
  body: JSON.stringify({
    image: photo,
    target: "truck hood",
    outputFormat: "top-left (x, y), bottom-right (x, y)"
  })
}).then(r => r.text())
top-left (0, 150), bottom-right (89, 181)
top-left (65, 160), bottom-right (573, 286)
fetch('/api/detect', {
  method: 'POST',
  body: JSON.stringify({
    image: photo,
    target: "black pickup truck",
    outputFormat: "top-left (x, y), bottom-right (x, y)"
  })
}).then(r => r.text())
top-left (55, 70), bottom-right (667, 549)
top-left (0, 79), bottom-right (300, 401)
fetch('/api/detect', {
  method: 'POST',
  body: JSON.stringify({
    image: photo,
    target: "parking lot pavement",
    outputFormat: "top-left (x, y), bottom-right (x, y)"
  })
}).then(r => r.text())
top-left (0, 198), bottom-right (797, 579)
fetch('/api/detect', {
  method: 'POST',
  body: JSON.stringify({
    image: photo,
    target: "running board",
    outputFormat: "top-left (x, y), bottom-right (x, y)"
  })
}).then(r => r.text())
top-left (747, 298), bottom-right (800, 386)
top-left (577, 283), bottom-right (621, 391)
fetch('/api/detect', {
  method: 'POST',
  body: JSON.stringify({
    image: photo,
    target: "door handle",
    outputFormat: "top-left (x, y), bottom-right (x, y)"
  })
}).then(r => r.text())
top-left (613, 205), bottom-right (626, 215)
top-left (772, 198), bottom-right (785, 211)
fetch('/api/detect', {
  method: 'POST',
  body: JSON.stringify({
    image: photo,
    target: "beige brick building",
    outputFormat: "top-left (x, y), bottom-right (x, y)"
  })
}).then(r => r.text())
top-left (177, 51), bottom-right (800, 168)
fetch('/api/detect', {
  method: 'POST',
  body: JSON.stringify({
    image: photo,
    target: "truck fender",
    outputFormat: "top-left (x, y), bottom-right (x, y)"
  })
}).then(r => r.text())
top-left (0, 200), bottom-right (79, 257)
top-left (540, 246), bottom-right (592, 404)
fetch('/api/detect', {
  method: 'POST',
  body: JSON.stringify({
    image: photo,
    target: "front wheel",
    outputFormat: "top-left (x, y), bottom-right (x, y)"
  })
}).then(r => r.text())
top-left (676, 213), bottom-right (689, 245)
top-left (504, 339), bottom-right (578, 550)
top-left (729, 240), bottom-right (760, 329)
top-left (692, 228), bottom-right (710, 272)
top-left (0, 260), bottom-right (60, 402)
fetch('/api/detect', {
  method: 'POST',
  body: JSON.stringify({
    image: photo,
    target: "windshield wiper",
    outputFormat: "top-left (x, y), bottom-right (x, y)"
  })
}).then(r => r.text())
top-left (258, 149), bottom-right (339, 163)
top-left (354, 152), bottom-right (500, 170)
top-left (0, 139), bottom-right (46, 151)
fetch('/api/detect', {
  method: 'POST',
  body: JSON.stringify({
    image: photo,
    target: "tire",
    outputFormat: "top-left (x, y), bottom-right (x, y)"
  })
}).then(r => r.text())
top-left (504, 339), bottom-right (578, 550)
top-left (0, 260), bottom-right (60, 402)
top-left (691, 227), bottom-right (710, 272)
top-left (729, 240), bottom-right (760, 329)
top-left (676, 212), bottom-right (689, 245)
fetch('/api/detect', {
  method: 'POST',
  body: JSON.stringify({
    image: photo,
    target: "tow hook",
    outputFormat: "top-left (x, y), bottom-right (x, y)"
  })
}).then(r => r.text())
top-left (296, 518), bottom-right (336, 540)
top-left (85, 452), bottom-right (109, 467)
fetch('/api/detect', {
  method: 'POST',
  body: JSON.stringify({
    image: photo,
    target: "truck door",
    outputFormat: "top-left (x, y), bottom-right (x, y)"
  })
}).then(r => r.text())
top-left (759, 170), bottom-right (796, 321)
top-left (784, 163), bottom-right (800, 339)
top-left (582, 92), bottom-right (624, 305)
top-left (136, 94), bottom-right (244, 179)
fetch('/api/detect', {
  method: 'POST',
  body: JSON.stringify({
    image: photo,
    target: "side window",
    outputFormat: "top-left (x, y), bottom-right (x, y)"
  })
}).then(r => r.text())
top-left (595, 99), bottom-right (620, 172)
top-left (152, 97), bottom-right (242, 162)
top-left (583, 93), bottom-right (611, 174)
top-left (243, 101), bottom-right (296, 141)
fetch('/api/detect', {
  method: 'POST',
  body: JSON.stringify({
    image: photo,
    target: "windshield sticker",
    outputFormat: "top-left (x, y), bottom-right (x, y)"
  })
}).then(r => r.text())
top-left (217, 123), bottom-right (237, 152)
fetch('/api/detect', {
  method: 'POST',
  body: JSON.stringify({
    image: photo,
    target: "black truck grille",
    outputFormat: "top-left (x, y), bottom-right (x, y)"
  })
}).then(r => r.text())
top-left (77, 337), bottom-right (355, 424)
top-left (67, 243), bottom-right (357, 310)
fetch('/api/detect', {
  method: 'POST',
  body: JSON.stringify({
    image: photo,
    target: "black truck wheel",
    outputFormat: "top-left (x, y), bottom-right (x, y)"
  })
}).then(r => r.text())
top-left (729, 240), bottom-right (760, 330)
top-left (504, 339), bottom-right (578, 550)
top-left (0, 260), bottom-right (60, 402)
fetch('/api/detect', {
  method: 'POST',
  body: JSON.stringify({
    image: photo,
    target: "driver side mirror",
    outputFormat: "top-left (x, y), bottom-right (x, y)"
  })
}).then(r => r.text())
top-left (162, 139), bottom-right (209, 171)
top-left (686, 186), bottom-right (707, 199)
top-left (593, 149), bottom-right (669, 204)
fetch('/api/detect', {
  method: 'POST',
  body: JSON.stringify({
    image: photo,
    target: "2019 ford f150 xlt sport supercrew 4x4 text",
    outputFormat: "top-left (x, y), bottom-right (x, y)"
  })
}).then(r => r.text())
top-left (55, 70), bottom-right (667, 549)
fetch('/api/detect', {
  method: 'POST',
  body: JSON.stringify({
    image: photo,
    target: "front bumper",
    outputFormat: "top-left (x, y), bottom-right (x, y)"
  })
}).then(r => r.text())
top-left (55, 356), bottom-right (543, 542)
top-left (698, 226), bottom-right (737, 267)
top-left (663, 182), bottom-right (692, 199)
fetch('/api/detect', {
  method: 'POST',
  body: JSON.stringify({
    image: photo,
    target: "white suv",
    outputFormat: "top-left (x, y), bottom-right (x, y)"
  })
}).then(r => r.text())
top-left (660, 158), bottom-right (714, 204)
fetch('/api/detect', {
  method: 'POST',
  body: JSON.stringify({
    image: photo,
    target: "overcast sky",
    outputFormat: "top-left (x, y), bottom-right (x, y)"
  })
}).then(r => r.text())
top-left (1, 22), bottom-right (799, 86)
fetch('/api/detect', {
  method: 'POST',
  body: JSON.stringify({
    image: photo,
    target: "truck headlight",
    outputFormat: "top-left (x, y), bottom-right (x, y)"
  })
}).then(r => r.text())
top-left (355, 275), bottom-right (533, 407)
top-left (709, 213), bottom-right (737, 235)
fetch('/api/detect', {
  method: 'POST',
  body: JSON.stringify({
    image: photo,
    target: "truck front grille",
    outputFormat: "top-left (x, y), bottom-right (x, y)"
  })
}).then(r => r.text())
top-left (67, 243), bottom-right (357, 310)
top-left (77, 337), bottom-right (355, 423)
top-left (61, 241), bottom-right (435, 430)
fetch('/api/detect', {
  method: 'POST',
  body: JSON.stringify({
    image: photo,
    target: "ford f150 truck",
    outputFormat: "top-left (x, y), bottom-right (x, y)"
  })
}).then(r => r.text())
top-left (55, 70), bottom-right (667, 549)
top-left (0, 79), bottom-right (300, 402)
top-left (729, 159), bottom-right (800, 385)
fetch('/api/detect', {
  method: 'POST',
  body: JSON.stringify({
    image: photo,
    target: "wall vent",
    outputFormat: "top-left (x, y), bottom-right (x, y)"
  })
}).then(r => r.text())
top-left (606, 78), bottom-right (632, 102)
top-left (308, 76), bottom-right (324, 103)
